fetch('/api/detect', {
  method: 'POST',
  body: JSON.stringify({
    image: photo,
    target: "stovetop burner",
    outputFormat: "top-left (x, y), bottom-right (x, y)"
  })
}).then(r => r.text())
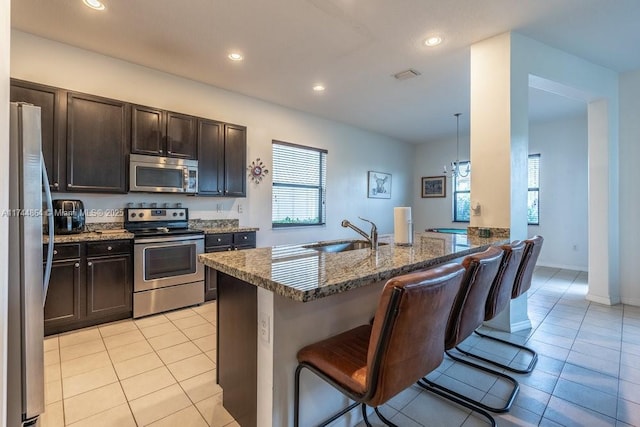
top-left (124, 206), bottom-right (202, 238)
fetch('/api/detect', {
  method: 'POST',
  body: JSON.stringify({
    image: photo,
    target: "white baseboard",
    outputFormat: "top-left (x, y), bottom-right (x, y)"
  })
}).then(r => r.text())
top-left (620, 296), bottom-right (640, 307)
top-left (537, 261), bottom-right (587, 272)
top-left (586, 293), bottom-right (620, 306)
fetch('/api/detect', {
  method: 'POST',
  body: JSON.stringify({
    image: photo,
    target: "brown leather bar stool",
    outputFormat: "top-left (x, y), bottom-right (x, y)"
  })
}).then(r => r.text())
top-left (511, 236), bottom-right (544, 299)
top-left (294, 263), bottom-right (475, 427)
top-left (418, 246), bottom-right (521, 413)
top-left (454, 240), bottom-right (539, 373)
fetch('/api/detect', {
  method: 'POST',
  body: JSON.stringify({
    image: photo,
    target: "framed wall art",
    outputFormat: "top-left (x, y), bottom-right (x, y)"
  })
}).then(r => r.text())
top-left (422, 176), bottom-right (446, 198)
top-left (368, 171), bottom-right (391, 199)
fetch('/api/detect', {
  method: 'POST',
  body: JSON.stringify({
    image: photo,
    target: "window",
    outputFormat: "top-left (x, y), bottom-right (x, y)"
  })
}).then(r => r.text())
top-left (528, 154), bottom-right (540, 225)
top-left (453, 161), bottom-right (471, 222)
top-left (451, 156), bottom-right (540, 224)
top-left (272, 141), bottom-right (327, 227)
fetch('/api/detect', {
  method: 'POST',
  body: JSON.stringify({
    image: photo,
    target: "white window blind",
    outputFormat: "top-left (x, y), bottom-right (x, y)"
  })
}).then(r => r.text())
top-left (528, 154), bottom-right (540, 225)
top-left (272, 141), bottom-right (327, 227)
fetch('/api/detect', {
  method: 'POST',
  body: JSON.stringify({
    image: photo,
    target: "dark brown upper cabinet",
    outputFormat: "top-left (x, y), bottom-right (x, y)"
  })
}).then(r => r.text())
top-left (10, 79), bottom-right (67, 192)
top-left (197, 120), bottom-right (246, 197)
top-left (197, 118), bottom-right (225, 196)
top-left (66, 92), bottom-right (130, 193)
top-left (224, 124), bottom-right (247, 197)
top-left (131, 105), bottom-right (197, 159)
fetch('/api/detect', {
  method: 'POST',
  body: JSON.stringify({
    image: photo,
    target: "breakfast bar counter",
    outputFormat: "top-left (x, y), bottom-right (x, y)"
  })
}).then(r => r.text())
top-left (198, 232), bottom-right (506, 427)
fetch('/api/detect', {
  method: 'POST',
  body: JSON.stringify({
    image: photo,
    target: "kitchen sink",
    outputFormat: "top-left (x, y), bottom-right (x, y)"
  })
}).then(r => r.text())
top-left (304, 240), bottom-right (388, 253)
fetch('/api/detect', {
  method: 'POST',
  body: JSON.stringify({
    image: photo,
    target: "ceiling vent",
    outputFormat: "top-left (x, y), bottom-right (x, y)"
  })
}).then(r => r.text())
top-left (393, 69), bottom-right (421, 80)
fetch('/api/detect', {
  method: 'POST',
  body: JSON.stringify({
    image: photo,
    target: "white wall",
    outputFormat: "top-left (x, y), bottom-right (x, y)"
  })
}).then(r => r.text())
top-left (619, 69), bottom-right (640, 306)
top-left (412, 134), bottom-right (469, 231)
top-left (1, 1), bottom-right (10, 425)
top-left (528, 116), bottom-right (588, 270)
top-left (413, 115), bottom-right (589, 270)
top-left (10, 31), bottom-right (414, 247)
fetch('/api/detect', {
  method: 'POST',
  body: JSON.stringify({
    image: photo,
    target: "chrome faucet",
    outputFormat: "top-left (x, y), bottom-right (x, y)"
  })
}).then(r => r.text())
top-left (341, 217), bottom-right (378, 250)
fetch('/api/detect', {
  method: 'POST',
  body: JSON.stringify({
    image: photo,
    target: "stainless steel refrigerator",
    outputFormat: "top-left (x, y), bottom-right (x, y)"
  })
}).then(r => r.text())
top-left (8, 103), bottom-right (55, 427)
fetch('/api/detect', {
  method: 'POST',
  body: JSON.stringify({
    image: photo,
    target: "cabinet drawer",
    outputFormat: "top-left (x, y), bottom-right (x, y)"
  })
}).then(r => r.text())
top-left (87, 240), bottom-right (131, 257)
top-left (206, 245), bottom-right (232, 253)
top-left (44, 243), bottom-right (81, 261)
top-left (205, 233), bottom-right (233, 247)
top-left (233, 232), bottom-right (256, 247)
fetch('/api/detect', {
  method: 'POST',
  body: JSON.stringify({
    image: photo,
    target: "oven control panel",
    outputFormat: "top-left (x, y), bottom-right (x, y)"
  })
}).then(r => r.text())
top-left (127, 208), bottom-right (187, 221)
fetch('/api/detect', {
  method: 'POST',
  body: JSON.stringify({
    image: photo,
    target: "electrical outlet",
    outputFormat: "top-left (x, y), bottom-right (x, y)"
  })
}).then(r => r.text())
top-left (238, 204), bottom-right (243, 213)
top-left (259, 312), bottom-right (270, 344)
top-left (216, 203), bottom-right (222, 212)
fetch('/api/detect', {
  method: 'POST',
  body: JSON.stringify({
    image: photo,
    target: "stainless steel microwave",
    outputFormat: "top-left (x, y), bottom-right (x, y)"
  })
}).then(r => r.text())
top-left (129, 154), bottom-right (198, 194)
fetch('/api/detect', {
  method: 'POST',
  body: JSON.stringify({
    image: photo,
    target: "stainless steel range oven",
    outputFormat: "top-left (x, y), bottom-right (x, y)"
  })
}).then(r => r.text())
top-left (125, 207), bottom-right (204, 318)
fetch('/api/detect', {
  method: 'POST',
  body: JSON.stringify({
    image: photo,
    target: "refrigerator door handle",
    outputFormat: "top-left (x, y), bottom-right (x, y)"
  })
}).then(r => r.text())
top-left (42, 153), bottom-right (54, 306)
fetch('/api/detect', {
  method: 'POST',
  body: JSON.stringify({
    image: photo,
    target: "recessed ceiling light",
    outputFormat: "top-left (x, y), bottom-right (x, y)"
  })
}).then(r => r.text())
top-left (228, 53), bottom-right (243, 61)
top-left (83, 0), bottom-right (105, 10)
top-left (312, 85), bottom-right (325, 92)
top-left (424, 36), bottom-right (443, 47)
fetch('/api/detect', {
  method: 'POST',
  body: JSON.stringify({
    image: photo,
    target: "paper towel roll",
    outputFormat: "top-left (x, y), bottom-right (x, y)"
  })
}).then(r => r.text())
top-left (394, 207), bottom-right (413, 246)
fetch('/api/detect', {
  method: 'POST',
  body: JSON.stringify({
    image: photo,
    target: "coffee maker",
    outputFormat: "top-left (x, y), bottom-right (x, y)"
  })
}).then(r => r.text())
top-left (52, 200), bottom-right (85, 234)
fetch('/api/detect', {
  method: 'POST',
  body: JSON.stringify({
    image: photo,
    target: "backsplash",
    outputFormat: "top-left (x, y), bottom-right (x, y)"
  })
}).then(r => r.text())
top-left (48, 192), bottom-right (249, 225)
top-left (189, 219), bottom-right (240, 229)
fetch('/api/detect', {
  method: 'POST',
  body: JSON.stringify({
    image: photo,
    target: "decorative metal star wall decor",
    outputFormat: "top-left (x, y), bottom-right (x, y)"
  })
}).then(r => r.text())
top-left (247, 158), bottom-right (269, 183)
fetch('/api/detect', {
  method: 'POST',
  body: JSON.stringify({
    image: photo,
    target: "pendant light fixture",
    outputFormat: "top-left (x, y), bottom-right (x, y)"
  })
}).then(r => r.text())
top-left (443, 113), bottom-right (470, 178)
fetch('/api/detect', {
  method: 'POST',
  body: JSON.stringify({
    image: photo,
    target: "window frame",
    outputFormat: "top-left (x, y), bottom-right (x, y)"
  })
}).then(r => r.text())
top-left (528, 153), bottom-right (540, 226)
top-left (271, 140), bottom-right (327, 228)
top-left (452, 161), bottom-right (471, 223)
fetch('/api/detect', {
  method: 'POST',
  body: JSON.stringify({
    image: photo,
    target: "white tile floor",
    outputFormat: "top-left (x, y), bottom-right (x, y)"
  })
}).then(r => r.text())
top-left (40, 267), bottom-right (640, 426)
top-left (41, 301), bottom-right (236, 427)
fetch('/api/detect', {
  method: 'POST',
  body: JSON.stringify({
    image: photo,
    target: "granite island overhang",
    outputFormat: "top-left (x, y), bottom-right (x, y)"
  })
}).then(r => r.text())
top-left (198, 232), bottom-right (507, 427)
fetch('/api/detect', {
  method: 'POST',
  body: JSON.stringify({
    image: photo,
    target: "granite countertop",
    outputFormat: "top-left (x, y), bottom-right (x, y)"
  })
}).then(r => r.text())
top-left (198, 232), bottom-right (507, 302)
top-left (201, 227), bottom-right (259, 234)
top-left (43, 228), bottom-right (258, 244)
top-left (44, 219), bottom-right (259, 244)
top-left (43, 231), bottom-right (135, 244)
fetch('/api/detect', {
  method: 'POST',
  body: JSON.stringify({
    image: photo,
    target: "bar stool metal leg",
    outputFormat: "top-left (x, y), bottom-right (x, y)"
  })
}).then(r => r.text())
top-left (417, 379), bottom-right (496, 427)
top-left (452, 330), bottom-right (538, 374)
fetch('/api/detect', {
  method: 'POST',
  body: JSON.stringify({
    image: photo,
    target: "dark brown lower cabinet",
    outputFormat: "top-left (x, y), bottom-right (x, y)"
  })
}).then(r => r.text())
top-left (204, 232), bottom-right (256, 301)
top-left (86, 254), bottom-right (132, 319)
top-left (44, 258), bottom-right (82, 333)
top-left (43, 240), bottom-right (133, 335)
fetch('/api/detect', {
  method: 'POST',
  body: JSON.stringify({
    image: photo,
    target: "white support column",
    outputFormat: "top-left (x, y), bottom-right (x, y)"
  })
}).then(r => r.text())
top-left (586, 99), bottom-right (620, 304)
top-left (470, 33), bottom-right (530, 332)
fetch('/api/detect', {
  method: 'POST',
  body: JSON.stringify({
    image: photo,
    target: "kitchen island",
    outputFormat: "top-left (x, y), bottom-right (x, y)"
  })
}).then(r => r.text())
top-left (199, 232), bottom-right (506, 427)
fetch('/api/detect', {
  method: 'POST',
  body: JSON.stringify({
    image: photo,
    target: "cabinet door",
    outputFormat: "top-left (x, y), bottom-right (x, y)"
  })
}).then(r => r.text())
top-left (224, 124), bottom-right (247, 197)
top-left (44, 259), bottom-right (82, 335)
top-left (197, 119), bottom-right (225, 196)
top-left (166, 112), bottom-right (197, 159)
top-left (10, 79), bottom-right (66, 191)
top-left (85, 255), bottom-right (132, 319)
top-left (131, 105), bottom-right (165, 156)
top-left (67, 92), bottom-right (130, 193)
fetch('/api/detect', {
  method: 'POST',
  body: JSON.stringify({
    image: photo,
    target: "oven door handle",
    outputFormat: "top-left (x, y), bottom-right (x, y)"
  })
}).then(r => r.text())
top-left (134, 234), bottom-right (204, 245)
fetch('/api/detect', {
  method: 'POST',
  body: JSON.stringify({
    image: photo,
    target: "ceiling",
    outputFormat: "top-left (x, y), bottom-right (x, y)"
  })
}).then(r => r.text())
top-left (10, 0), bottom-right (640, 143)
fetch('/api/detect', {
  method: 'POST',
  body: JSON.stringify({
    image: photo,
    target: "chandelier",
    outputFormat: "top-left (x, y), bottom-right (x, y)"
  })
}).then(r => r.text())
top-left (443, 113), bottom-right (470, 178)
